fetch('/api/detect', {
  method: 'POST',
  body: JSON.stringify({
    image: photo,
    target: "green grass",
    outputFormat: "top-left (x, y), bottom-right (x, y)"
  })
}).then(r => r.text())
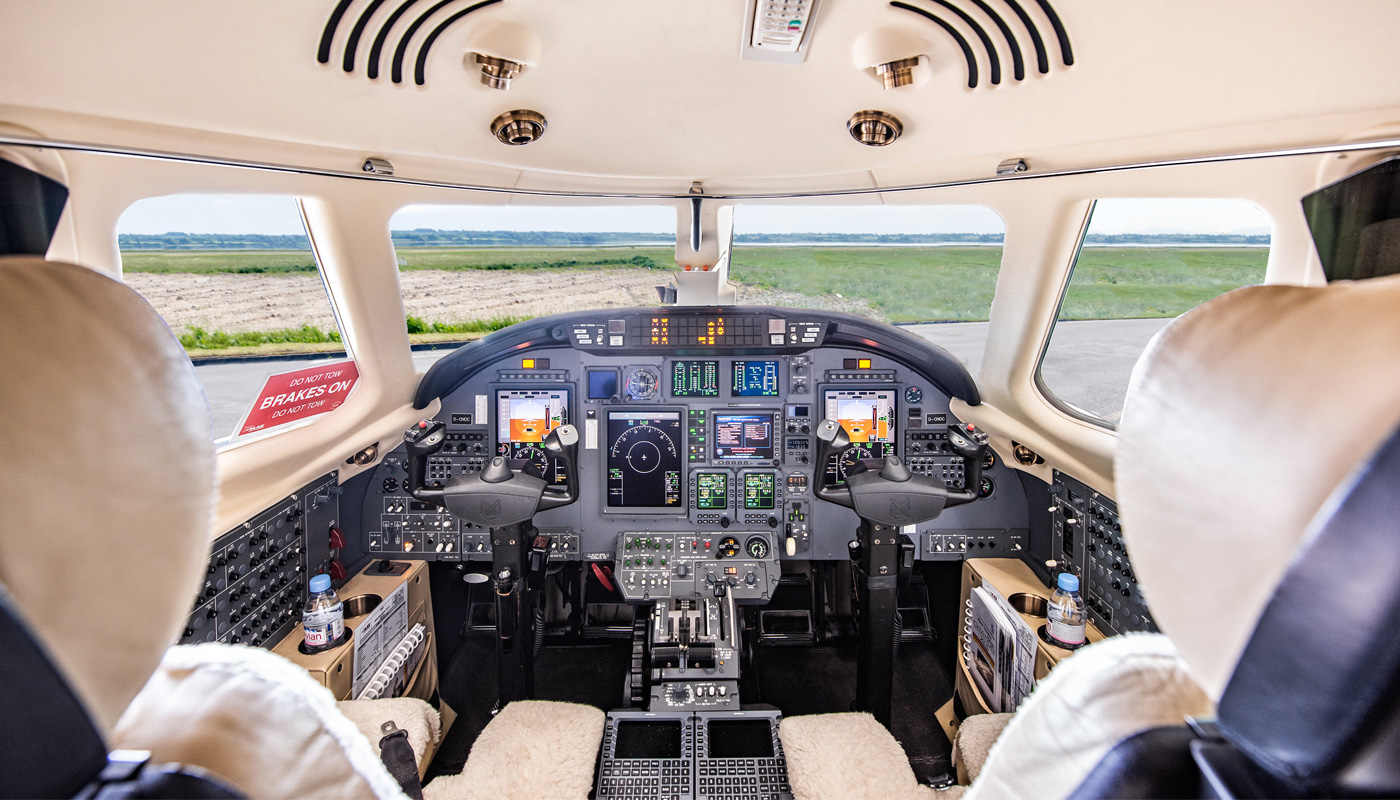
top-left (1057, 247), bottom-right (1266, 319)
top-left (123, 250), bottom-right (319, 274)
top-left (404, 315), bottom-right (527, 334)
top-left (395, 247), bottom-right (673, 271)
top-left (729, 246), bottom-right (1003, 322)
top-left (178, 323), bottom-right (342, 350)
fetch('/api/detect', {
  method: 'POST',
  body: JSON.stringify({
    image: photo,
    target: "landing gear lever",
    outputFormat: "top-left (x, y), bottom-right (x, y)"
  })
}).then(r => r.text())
top-left (403, 419), bottom-right (580, 706)
top-left (813, 418), bottom-right (989, 729)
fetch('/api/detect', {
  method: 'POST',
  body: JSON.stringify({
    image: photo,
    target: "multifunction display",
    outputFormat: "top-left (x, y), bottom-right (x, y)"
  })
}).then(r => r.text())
top-left (672, 360), bottom-right (720, 397)
top-left (714, 413), bottom-right (776, 461)
top-left (743, 473), bottom-right (777, 510)
top-left (607, 411), bottom-right (683, 508)
top-left (823, 389), bottom-right (897, 486)
top-left (696, 473), bottom-right (729, 510)
top-left (732, 360), bottom-right (780, 397)
top-left (497, 389), bottom-right (570, 485)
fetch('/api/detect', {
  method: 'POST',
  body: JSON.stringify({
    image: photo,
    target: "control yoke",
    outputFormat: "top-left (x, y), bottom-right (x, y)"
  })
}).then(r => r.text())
top-left (402, 418), bottom-right (579, 707)
top-left (403, 419), bottom-right (579, 525)
top-left (812, 417), bottom-right (989, 730)
top-left (813, 419), bottom-right (988, 519)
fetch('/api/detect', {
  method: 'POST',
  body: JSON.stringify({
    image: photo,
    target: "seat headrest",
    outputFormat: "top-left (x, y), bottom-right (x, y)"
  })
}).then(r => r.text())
top-left (1116, 273), bottom-right (1400, 698)
top-left (0, 257), bottom-right (215, 735)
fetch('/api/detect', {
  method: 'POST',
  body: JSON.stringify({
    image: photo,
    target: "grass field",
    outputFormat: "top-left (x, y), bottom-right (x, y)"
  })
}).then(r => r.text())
top-left (120, 245), bottom-right (1268, 352)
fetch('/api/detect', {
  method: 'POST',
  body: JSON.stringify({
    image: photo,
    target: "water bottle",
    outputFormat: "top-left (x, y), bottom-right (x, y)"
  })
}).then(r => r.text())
top-left (302, 573), bottom-right (345, 652)
top-left (1046, 572), bottom-right (1087, 647)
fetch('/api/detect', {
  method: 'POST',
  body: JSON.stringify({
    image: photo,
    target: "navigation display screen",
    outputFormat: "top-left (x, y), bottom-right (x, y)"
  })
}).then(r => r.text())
top-left (822, 389), bottom-right (896, 487)
top-left (744, 473), bottom-right (776, 510)
top-left (607, 411), bottom-right (683, 508)
top-left (671, 360), bottom-right (720, 397)
top-left (496, 389), bottom-right (569, 485)
top-left (732, 360), bottom-right (780, 397)
top-left (714, 413), bottom-right (775, 460)
top-left (696, 473), bottom-right (729, 510)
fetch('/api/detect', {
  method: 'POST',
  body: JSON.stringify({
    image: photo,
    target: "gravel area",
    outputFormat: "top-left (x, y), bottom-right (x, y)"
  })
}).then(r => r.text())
top-left (124, 269), bottom-right (880, 333)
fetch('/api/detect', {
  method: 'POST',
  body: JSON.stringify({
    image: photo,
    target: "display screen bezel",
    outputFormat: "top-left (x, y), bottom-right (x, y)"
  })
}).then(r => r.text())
top-left (695, 471), bottom-right (730, 510)
top-left (494, 386), bottom-right (572, 486)
top-left (603, 407), bottom-right (687, 512)
top-left (712, 411), bottom-right (778, 461)
top-left (731, 360), bottom-right (781, 397)
top-left (820, 386), bottom-right (898, 487)
top-left (670, 359), bottom-right (721, 398)
top-left (742, 471), bottom-right (777, 510)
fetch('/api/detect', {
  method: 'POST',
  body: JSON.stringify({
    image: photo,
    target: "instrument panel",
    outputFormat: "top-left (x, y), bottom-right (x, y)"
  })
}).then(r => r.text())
top-left (361, 308), bottom-right (1029, 565)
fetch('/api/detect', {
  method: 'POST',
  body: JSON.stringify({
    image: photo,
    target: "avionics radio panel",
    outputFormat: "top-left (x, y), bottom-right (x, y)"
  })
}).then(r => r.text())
top-left (179, 473), bottom-right (339, 648)
top-left (1051, 471), bottom-right (1156, 635)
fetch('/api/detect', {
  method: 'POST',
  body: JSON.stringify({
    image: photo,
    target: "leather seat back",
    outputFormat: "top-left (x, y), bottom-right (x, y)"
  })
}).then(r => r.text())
top-left (0, 256), bottom-right (216, 735)
top-left (1116, 273), bottom-right (1400, 699)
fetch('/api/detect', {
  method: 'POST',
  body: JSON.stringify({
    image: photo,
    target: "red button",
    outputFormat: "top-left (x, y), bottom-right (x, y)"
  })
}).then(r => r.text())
top-left (419, 421), bottom-right (428, 429)
top-left (967, 424), bottom-right (975, 431)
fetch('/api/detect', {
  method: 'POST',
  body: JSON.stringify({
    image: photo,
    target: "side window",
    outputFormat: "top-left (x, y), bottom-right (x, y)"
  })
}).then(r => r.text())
top-left (118, 195), bottom-right (354, 445)
top-left (1038, 199), bottom-right (1270, 426)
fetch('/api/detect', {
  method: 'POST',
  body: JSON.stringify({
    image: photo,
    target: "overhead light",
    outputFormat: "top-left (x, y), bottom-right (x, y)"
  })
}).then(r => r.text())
top-left (872, 57), bottom-right (920, 89)
top-left (490, 110), bottom-right (547, 146)
top-left (473, 53), bottom-right (524, 90)
top-left (847, 110), bottom-right (904, 147)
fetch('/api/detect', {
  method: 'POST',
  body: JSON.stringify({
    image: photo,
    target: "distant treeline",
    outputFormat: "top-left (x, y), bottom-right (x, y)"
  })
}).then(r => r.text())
top-left (119, 230), bottom-right (1271, 250)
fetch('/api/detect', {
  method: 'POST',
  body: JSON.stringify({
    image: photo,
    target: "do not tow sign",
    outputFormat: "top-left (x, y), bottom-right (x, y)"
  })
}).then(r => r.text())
top-left (235, 360), bottom-right (359, 438)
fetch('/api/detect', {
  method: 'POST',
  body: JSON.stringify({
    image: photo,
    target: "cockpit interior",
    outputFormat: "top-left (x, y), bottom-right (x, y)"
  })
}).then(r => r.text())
top-left (4, 2), bottom-right (1400, 799)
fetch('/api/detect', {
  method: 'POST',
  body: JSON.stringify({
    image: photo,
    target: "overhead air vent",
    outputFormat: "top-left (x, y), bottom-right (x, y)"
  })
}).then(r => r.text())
top-left (490, 110), bottom-right (547, 145)
top-left (889, 0), bottom-right (1073, 89)
top-left (316, 0), bottom-right (503, 86)
top-left (847, 111), bottom-right (904, 147)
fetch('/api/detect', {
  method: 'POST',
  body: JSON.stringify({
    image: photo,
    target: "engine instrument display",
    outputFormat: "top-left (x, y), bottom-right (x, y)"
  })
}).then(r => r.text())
top-left (714, 413), bottom-right (776, 461)
top-left (732, 360), bottom-right (780, 397)
top-left (496, 389), bottom-right (570, 484)
top-left (822, 388), bottom-right (896, 486)
top-left (607, 411), bottom-right (683, 508)
top-left (671, 360), bottom-right (720, 397)
top-left (743, 472), bottom-right (776, 510)
top-left (696, 472), bottom-right (729, 510)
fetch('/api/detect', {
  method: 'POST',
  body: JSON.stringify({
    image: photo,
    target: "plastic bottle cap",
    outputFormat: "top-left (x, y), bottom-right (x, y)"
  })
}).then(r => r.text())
top-left (309, 574), bottom-right (332, 593)
top-left (1057, 572), bottom-right (1080, 592)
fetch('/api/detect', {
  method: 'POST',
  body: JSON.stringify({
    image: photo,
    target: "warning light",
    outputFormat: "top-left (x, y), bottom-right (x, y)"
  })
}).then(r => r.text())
top-left (522, 359), bottom-right (535, 369)
top-left (858, 359), bottom-right (872, 369)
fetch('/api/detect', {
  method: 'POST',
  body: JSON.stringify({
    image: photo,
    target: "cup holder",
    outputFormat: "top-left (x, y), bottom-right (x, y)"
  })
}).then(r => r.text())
top-left (343, 594), bottom-right (383, 618)
top-left (1009, 592), bottom-right (1048, 618)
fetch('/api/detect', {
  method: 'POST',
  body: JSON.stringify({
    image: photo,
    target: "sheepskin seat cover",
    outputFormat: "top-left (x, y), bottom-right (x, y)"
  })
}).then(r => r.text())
top-left (111, 643), bottom-right (412, 799)
top-left (424, 700), bottom-right (605, 800)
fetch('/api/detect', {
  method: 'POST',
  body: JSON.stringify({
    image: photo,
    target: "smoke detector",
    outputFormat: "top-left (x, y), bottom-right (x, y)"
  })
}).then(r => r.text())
top-left (490, 110), bottom-right (547, 146)
top-left (847, 111), bottom-right (903, 147)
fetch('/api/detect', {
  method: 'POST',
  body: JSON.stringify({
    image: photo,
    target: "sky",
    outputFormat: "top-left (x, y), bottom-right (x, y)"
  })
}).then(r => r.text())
top-left (117, 195), bottom-right (1272, 237)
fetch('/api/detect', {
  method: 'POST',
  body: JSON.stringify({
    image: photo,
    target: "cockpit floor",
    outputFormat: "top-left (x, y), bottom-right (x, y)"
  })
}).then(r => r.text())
top-left (428, 638), bottom-right (634, 780)
top-left (755, 642), bottom-right (952, 783)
